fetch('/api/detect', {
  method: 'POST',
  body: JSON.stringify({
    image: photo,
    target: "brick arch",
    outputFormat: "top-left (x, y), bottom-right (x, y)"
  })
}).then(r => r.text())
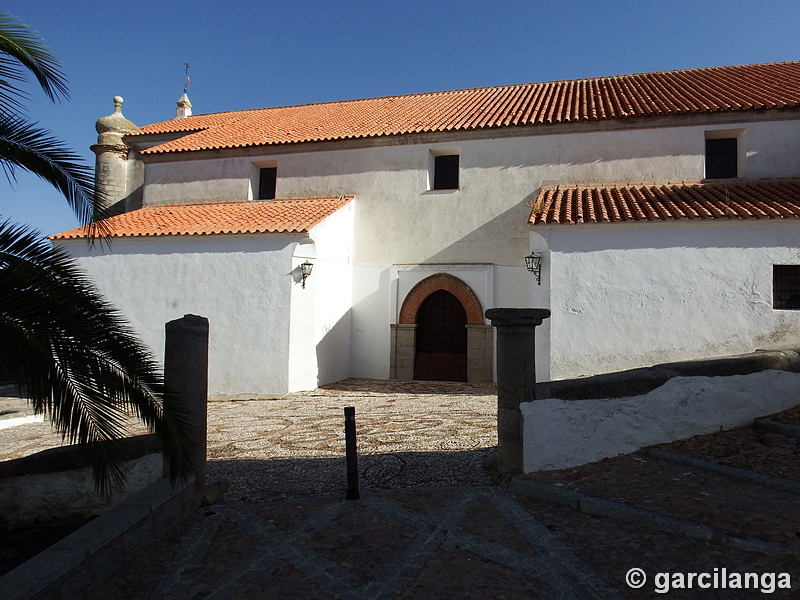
top-left (399, 273), bottom-right (484, 325)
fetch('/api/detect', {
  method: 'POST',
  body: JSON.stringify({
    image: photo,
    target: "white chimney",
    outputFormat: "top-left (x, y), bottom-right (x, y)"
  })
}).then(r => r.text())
top-left (176, 92), bottom-right (192, 118)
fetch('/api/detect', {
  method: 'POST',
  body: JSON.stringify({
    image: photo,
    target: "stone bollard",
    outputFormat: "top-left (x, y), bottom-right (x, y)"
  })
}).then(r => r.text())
top-left (485, 308), bottom-right (550, 476)
top-left (164, 314), bottom-right (209, 493)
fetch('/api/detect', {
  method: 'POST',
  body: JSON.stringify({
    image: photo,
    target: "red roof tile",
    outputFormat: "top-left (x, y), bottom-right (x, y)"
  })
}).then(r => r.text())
top-left (50, 197), bottom-right (352, 239)
top-left (134, 62), bottom-right (800, 155)
top-left (529, 181), bottom-right (800, 225)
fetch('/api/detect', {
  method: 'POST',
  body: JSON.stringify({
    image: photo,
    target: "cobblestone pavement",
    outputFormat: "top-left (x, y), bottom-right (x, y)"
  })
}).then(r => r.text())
top-left (3, 379), bottom-right (800, 598)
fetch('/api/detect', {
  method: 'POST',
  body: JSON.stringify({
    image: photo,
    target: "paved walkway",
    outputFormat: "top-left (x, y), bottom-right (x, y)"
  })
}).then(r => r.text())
top-left (141, 486), bottom-right (621, 600)
top-left (4, 380), bottom-right (800, 598)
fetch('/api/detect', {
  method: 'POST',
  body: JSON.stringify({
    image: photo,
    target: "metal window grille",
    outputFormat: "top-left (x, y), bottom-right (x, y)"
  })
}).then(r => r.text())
top-left (773, 265), bottom-right (800, 309)
top-left (705, 138), bottom-right (737, 179)
top-left (433, 155), bottom-right (459, 190)
top-left (258, 167), bottom-right (277, 199)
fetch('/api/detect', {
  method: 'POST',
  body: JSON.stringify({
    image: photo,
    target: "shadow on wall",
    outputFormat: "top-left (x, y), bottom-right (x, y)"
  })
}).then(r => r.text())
top-left (344, 265), bottom-right (393, 380)
top-left (408, 199), bottom-right (531, 268)
top-left (207, 447), bottom-right (497, 503)
top-left (316, 310), bottom-right (353, 386)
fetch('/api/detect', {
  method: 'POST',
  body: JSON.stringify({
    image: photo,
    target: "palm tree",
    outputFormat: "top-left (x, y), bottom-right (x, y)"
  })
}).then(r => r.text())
top-left (0, 14), bottom-right (193, 493)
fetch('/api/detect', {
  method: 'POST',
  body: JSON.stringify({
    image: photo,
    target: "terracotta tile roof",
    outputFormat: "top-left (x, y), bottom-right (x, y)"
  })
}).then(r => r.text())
top-left (529, 180), bottom-right (800, 225)
top-left (50, 197), bottom-right (353, 239)
top-left (134, 62), bottom-right (800, 155)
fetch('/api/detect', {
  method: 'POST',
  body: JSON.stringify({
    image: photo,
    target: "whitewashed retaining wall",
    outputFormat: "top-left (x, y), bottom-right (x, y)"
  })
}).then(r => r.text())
top-left (521, 369), bottom-right (800, 472)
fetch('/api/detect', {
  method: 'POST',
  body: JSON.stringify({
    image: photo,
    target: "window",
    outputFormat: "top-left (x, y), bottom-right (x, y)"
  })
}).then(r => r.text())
top-left (258, 167), bottom-right (277, 200)
top-left (773, 265), bottom-right (800, 309)
top-left (433, 154), bottom-right (459, 190)
top-left (705, 137), bottom-right (738, 179)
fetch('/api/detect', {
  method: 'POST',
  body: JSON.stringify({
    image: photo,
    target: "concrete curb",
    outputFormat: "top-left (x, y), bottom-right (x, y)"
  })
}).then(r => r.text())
top-left (0, 414), bottom-right (44, 430)
top-left (753, 418), bottom-right (800, 438)
top-left (646, 449), bottom-right (800, 495)
top-left (0, 476), bottom-right (197, 600)
top-left (508, 478), bottom-right (800, 560)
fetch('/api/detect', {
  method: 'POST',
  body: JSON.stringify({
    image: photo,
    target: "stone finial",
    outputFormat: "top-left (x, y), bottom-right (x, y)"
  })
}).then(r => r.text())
top-left (95, 96), bottom-right (139, 146)
top-left (176, 92), bottom-right (192, 119)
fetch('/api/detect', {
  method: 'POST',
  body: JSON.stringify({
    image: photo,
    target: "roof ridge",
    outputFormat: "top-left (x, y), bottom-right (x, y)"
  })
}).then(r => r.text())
top-left (539, 181), bottom-right (704, 190)
top-left (540, 178), bottom-right (800, 190)
top-left (136, 196), bottom-right (351, 209)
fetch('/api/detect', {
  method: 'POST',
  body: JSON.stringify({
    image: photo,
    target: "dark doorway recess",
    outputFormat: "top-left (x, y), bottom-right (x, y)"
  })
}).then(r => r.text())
top-left (413, 290), bottom-right (468, 381)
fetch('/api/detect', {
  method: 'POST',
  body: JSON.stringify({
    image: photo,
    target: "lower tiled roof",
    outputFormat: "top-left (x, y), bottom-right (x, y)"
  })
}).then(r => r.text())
top-left (529, 180), bottom-right (800, 225)
top-left (50, 197), bottom-right (353, 239)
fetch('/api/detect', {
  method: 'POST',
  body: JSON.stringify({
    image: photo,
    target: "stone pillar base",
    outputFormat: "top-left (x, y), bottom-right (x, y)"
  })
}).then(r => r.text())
top-left (466, 324), bottom-right (493, 382)
top-left (389, 324), bottom-right (416, 380)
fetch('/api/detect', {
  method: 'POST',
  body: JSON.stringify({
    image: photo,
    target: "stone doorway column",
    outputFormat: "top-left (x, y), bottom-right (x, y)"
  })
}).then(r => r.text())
top-left (390, 324), bottom-right (416, 380)
top-left (466, 324), bottom-right (493, 382)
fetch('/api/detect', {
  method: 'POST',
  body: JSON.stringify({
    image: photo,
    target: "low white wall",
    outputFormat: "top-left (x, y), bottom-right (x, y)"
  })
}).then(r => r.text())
top-left (521, 369), bottom-right (800, 472)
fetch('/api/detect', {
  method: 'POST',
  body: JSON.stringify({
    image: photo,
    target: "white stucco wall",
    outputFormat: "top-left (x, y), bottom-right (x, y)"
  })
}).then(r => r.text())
top-left (288, 202), bottom-right (354, 390)
top-left (533, 219), bottom-right (800, 381)
top-left (350, 264), bottom-right (393, 379)
top-left (59, 234), bottom-right (302, 395)
top-left (140, 118), bottom-right (800, 268)
top-left (521, 369), bottom-right (800, 472)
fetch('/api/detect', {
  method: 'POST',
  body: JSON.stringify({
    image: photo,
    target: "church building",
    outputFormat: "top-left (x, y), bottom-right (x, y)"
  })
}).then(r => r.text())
top-left (52, 62), bottom-right (800, 395)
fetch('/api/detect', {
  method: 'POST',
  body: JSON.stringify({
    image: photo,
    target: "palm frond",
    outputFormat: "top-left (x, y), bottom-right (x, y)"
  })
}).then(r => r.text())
top-left (0, 221), bottom-right (194, 493)
top-left (0, 114), bottom-right (111, 236)
top-left (0, 13), bottom-right (68, 114)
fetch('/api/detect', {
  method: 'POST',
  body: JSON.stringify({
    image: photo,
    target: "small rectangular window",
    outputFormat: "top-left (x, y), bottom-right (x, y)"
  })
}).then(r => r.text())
top-left (258, 167), bottom-right (277, 200)
top-left (433, 155), bottom-right (459, 190)
top-left (705, 138), bottom-right (737, 179)
top-left (773, 265), bottom-right (800, 309)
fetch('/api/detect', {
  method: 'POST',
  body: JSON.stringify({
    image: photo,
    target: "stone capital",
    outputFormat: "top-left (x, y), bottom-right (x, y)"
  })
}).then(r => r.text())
top-left (485, 308), bottom-right (551, 328)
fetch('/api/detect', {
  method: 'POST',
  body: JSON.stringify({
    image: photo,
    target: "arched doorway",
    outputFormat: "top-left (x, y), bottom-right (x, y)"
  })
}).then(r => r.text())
top-left (391, 273), bottom-right (493, 383)
top-left (413, 290), bottom-right (468, 381)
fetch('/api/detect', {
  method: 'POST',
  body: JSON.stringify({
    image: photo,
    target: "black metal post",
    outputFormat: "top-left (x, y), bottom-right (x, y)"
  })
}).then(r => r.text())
top-left (344, 406), bottom-right (360, 500)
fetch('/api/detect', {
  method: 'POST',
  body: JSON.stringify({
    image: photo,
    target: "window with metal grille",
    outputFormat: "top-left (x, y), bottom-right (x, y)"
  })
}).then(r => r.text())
top-left (773, 265), bottom-right (800, 309)
top-left (258, 167), bottom-right (277, 200)
top-left (433, 155), bottom-right (459, 190)
top-left (705, 138), bottom-right (737, 179)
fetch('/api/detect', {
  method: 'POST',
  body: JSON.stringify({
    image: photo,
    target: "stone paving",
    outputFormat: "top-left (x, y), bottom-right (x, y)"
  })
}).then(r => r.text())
top-left (205, 380), bottom-right (498, 503)
top-left (3, 379), bottom-right (800, 598)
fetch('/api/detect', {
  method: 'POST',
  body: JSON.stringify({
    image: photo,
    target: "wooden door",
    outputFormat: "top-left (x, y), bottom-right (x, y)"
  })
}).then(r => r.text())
top-left (413, 290), bottom-right (468, 381)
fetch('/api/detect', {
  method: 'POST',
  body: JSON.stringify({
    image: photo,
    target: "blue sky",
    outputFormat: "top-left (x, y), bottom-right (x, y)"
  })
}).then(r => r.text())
top-left (2, 0), bottom-right (799, 236)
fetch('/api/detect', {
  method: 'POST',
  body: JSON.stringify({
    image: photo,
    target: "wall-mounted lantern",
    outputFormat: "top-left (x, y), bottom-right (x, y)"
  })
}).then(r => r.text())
top-left (300, 261), bottom-right (313, 288)
top-left (525, 252), bottom-right (542, 285)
